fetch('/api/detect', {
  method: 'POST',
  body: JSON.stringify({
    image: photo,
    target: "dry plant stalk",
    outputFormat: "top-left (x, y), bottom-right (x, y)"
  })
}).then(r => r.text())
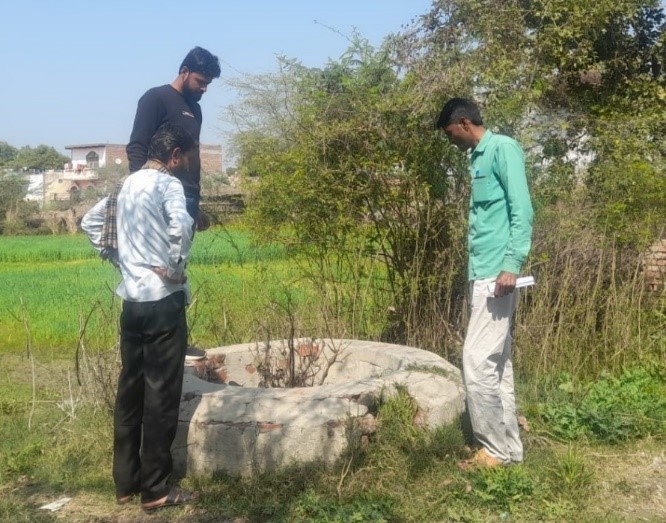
top-left (18, 297), bottom-right (37, 430)
top-left (252, 336), bottom-right (346, 388)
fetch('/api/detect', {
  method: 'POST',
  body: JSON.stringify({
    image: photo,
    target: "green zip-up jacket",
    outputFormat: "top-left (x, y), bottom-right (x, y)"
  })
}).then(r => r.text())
top-left (468, 130), bottom-right (533, 281)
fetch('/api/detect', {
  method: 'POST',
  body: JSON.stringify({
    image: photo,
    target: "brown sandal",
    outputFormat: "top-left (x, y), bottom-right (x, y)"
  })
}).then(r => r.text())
top-left (457, 448), bottom-right (504, 471)
top-left (116, 492), bottom-right (138, 505)
top-left (142, 487), bottom-right (199, 513)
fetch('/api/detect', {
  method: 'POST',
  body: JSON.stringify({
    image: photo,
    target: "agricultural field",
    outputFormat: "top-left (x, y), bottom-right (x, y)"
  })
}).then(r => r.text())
top-left (0, 227), bottom-right (296, 357)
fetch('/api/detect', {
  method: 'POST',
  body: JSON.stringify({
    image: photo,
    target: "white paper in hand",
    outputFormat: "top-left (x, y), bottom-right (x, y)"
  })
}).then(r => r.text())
top-left (487, 276), bottom-right (535, 296)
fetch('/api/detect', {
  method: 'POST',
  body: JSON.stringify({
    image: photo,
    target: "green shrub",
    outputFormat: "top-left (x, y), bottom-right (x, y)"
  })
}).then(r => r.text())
top-left (541, 364), bottom-right (666, 443)
top-left (472, 466), bottom-right (536, 508)
top-left (291, 491), bottom-right (395, 523)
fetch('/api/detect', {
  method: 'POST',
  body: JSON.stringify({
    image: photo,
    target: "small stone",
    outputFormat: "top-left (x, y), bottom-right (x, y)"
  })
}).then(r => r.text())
top-left (358, 413), bottom-right (377, 434)
top-left (413, 408), bottom-right (427, 427)
top-left (208, 354), bottom-right (226, 367)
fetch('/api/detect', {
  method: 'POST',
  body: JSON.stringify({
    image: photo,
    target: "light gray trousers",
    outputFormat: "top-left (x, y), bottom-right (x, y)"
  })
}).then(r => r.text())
top-left (462, 278), bottom-right (523, 464)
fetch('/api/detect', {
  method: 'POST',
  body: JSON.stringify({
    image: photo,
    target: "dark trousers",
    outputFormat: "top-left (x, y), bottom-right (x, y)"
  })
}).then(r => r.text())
top-left (113, 291), bottom-right (187, 503)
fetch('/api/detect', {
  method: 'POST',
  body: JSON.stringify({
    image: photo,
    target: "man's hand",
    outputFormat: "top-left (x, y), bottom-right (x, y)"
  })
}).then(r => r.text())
top-left (151, 266), bottom-right (187, 284)
top-left (196, 211), bottom-right (211, 232)
top-left (494, 271), bottom-right (517, 297)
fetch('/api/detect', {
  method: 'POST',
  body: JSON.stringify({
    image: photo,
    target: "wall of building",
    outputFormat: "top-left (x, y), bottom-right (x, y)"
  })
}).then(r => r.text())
top-left (200, 144), bottom-right (223, 174)
top-left (68, 144), bottom-right (127, 170)
top-left (104, 145), bottom-right (128, 170)
top-left (43, 171), bottom-right (99, 202)
top-left (69, 147), bottom-right (104, 169)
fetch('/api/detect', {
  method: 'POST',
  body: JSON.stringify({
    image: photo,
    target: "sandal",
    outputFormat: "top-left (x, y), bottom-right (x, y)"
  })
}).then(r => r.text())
top-left (116, 492), bottom-right (138, 505)
top-left (457, 448), bottom-right (504, 471)
top-left (142, 486), bottom-right (199, 513)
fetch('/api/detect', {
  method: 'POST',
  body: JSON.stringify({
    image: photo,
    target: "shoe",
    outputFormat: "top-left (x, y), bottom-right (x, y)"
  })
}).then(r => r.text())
top-left (458, 448), bottom-right (504, 471)
top-left (185, 346), bottom-right (207, 363)
top-left (142, 487), bottom-right (199, 513)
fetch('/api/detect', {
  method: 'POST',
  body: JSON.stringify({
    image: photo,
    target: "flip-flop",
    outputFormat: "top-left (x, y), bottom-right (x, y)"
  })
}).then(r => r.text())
top-left (116, 492), bottom-right (138, 505)
top-left (141, 487), bottom-right (199, 513)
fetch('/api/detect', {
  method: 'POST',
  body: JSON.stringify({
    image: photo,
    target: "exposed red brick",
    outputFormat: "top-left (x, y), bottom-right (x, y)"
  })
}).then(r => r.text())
top-left (216, 369), bottom-right (228, 383)
top-left (258, 422), bottom-right (283, 433)
top-left (296, 343), bottom-right (320, 358)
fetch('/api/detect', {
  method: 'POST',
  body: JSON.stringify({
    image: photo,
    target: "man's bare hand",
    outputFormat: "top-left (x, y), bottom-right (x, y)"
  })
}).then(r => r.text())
top-left (494, 271), bottom-right (517, 297)
top-left (151, 266), bottom-right (187, 284)
top-left (196, 211), bottom-right (211, 232)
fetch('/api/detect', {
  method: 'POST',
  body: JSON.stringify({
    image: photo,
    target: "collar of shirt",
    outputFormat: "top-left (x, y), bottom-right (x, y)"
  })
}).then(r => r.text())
top-left (141, 159), bottom-right (172, 175)
top-left (472, 130), bottom-right (494, 156)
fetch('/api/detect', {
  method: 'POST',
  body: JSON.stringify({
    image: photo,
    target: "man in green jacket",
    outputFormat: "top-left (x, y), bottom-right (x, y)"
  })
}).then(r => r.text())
top-left (436, 98), bottom-right (533, 469)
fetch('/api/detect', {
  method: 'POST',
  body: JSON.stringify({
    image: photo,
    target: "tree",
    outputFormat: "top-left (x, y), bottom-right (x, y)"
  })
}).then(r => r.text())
top-left (230, 1), bottom-right (666, 355)
top-left (0, 141), bottom-right (18, 168)
top-left (0, 174), bottom-right (28, 222)
top-left (396, 0), bottom-right (666, 244)
top-left (11, 145), bottom-right (69, 171)
top-left (231, 37), bottom-right (470, 350)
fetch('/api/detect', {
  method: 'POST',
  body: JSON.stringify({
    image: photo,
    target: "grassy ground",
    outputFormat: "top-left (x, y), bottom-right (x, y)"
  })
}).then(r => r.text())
top-left (0, 352), bottom-right (664, 523)
top-left (1, 230), bottom-right (664, 522)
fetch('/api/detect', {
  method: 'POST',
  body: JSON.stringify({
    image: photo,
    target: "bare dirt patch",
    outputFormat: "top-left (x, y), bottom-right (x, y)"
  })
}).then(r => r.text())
top-left (587, 439), bottom-right (666, 521)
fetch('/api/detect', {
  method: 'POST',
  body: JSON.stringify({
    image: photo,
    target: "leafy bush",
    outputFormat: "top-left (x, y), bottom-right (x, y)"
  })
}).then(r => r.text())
top-left (542, 364), bottom-right (666, 443)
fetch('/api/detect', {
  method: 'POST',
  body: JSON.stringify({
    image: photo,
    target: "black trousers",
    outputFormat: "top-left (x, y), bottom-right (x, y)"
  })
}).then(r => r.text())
top-left (113, 291), bottom-right (187, 503)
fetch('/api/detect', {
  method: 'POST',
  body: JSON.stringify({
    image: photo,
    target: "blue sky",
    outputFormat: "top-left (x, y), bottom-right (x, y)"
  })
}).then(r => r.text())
top-left (0, 0), bottom-right (432, 158)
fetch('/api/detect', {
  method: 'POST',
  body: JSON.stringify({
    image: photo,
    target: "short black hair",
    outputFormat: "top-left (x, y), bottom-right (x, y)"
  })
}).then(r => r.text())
top-left (435, 98), bottom-right (483, 129)
top-left (147, 123), bottom-right (196, 164)
top-left (179, 46), bottom-right (221, 79)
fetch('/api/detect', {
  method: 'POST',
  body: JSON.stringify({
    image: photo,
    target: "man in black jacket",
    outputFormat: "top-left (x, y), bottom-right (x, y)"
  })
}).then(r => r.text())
top-left (126, 46), bottom-right (221, 226)
top-left (127, 47), bottom-right (220, 363)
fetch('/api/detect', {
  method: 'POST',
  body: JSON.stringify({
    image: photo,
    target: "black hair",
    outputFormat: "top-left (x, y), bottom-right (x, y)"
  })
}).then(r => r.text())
top-left (147, 123), bottom-right (196, 164)
top-left (179, 46), bottom-right (221, 79)
top-left (435, 98), bottom-right (483, 129)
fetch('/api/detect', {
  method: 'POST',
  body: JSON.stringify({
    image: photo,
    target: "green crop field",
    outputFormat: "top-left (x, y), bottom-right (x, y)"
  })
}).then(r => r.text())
top-left (0, 227), bottom-right (299, 357)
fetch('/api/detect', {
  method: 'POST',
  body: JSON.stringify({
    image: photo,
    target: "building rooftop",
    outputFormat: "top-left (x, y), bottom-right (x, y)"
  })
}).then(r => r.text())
top-left (64, 143), bottom-right (126, 149)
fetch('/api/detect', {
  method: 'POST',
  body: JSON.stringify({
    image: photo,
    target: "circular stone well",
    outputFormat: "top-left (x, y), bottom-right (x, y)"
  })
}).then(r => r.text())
top-left (172, 339), bottom-right (464, 477)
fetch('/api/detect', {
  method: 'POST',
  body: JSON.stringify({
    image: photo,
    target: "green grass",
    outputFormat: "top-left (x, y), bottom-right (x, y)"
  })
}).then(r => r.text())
top-left (0, 227), bottom-right (299, 356)
top-left (4, 377), bottom-right (661, 522)
top-left (0, 225), bottom-right (287, 265)
top-left (0, 226), bottom-right (387, 357)
top-left (2, 230), bottom-right (665, 521)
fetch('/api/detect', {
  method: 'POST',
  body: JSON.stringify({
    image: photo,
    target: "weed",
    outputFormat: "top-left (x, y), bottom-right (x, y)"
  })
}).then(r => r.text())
top-left (541, 364), bottom-right (666, 443)
top-left (373, 386), bottom-right (422, 450)
top-left (545, 447), bottom-right (594, 498)
top-left (4, 442), bottom-right (43, 475)
top-left (471, 466), bottom-right (536, 508)
top-left (444, 506), bottom-right (486, 522)
top-left (291, 490), bottom-right (395, 523)
top-left (405, 363), bottom-right (462, 384)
